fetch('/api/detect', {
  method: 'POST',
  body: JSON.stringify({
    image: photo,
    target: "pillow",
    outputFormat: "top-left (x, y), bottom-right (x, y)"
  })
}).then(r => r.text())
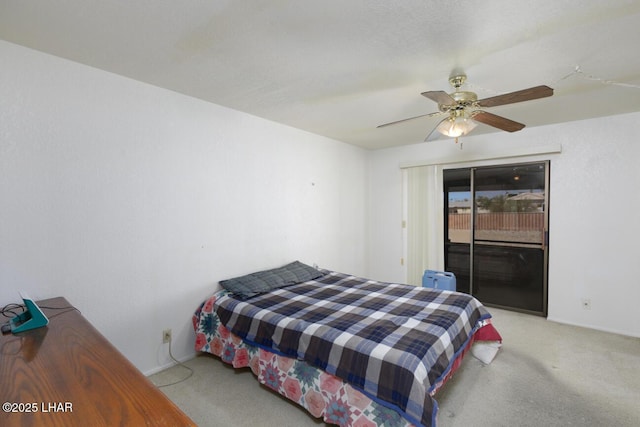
top-left (220, 261), bottom-right (324, 299)
top-left (275, 260), bottom-right (324, 283)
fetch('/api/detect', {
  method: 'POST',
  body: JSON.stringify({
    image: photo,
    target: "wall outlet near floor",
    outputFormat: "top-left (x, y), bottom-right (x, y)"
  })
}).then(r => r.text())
top-left (581, 298), bottom-right (591, 310)
top-left (162, 329), bottom-right (172, 343)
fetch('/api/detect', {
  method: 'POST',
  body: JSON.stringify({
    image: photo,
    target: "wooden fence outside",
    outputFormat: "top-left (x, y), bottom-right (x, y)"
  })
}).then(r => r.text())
top-left (449, 212), bottom-right (544, 230)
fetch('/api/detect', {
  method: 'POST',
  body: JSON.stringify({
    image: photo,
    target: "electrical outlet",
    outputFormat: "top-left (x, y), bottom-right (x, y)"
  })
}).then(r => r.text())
top-left (162, 329), bottom-right (172, 343)
top-left (581, 298), bottom-right (591, 310)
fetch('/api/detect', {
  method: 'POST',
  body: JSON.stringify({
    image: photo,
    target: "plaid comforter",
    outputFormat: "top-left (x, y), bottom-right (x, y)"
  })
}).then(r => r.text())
top-left (213, 270), bottom-right (492, 427)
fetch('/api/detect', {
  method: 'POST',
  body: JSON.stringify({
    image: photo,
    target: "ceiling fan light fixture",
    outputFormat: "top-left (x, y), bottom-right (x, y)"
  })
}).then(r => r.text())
top-left (436, 111), bottom-right (477, 137)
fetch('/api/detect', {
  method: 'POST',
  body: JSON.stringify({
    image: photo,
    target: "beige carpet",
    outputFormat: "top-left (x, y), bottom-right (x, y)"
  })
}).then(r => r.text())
top-left (150, 308), bottom-right (640, 426)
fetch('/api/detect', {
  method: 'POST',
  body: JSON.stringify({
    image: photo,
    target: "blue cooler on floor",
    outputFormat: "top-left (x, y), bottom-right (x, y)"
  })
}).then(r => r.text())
top-left (422, 270), bottom-right (457, 291)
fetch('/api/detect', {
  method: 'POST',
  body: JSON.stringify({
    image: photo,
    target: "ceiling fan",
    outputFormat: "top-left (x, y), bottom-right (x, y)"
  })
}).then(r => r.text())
top-left (378, 73), bottom-right (553, 141)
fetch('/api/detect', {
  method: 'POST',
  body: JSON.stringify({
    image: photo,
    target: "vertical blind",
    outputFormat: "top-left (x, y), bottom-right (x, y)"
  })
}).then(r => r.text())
top-left (404, 165), bottom-right (443, 286)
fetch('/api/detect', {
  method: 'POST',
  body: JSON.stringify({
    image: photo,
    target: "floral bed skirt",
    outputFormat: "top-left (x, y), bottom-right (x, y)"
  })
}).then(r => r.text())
top-left (194, 296), bottom-right (415, 427)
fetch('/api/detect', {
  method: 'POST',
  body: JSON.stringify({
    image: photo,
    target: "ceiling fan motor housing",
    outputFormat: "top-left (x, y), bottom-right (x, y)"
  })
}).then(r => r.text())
top-left (438, 91), bottom-right (478, 113)
top-left (436, 74), bottom-right (477, 112)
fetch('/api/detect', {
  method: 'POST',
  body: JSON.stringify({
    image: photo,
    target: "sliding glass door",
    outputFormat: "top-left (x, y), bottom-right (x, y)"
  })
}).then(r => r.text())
top-left (444, 162), bottom-right (549, 315)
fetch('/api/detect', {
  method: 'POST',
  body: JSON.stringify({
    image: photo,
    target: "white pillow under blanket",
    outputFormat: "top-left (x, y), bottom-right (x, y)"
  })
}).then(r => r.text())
top-left (471, 341), bottom-right (502, 364)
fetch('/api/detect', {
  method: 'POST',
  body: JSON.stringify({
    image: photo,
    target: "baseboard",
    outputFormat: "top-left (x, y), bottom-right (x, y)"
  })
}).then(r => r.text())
top-left (144, 351), bottom-right (197, 376)
top-left (546, 316), bottom-right (640, 339)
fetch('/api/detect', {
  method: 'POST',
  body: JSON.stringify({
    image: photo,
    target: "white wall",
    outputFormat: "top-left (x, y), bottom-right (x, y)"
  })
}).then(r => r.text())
top-left (0, 41), bottom-right (369, 374)
top-left (369, 113), bottom-right (640, 338)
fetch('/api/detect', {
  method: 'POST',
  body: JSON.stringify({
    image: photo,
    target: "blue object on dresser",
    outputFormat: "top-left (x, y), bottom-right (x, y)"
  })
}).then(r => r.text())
top-left (422, 270), bottom-right (457, 291)
top-left (9, 291), bottom-right (49, 334)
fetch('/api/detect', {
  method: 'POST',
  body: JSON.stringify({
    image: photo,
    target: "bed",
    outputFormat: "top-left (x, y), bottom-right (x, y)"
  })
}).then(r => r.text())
top-left (192, 261), bottom-right (502, 427)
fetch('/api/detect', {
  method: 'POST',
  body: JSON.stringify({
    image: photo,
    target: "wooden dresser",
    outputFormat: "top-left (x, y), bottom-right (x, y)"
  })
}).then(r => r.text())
top-left (0, 297), bottom-right (195, 426)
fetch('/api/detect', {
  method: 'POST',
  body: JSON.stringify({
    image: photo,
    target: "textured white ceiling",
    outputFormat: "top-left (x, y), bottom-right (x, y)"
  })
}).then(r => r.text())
top-left (2, 0), bottom-right (640, 149)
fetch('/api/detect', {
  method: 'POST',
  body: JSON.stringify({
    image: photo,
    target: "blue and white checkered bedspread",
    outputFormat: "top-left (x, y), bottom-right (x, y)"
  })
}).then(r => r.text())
top-left (213, 270), bottom-right (491, 427)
